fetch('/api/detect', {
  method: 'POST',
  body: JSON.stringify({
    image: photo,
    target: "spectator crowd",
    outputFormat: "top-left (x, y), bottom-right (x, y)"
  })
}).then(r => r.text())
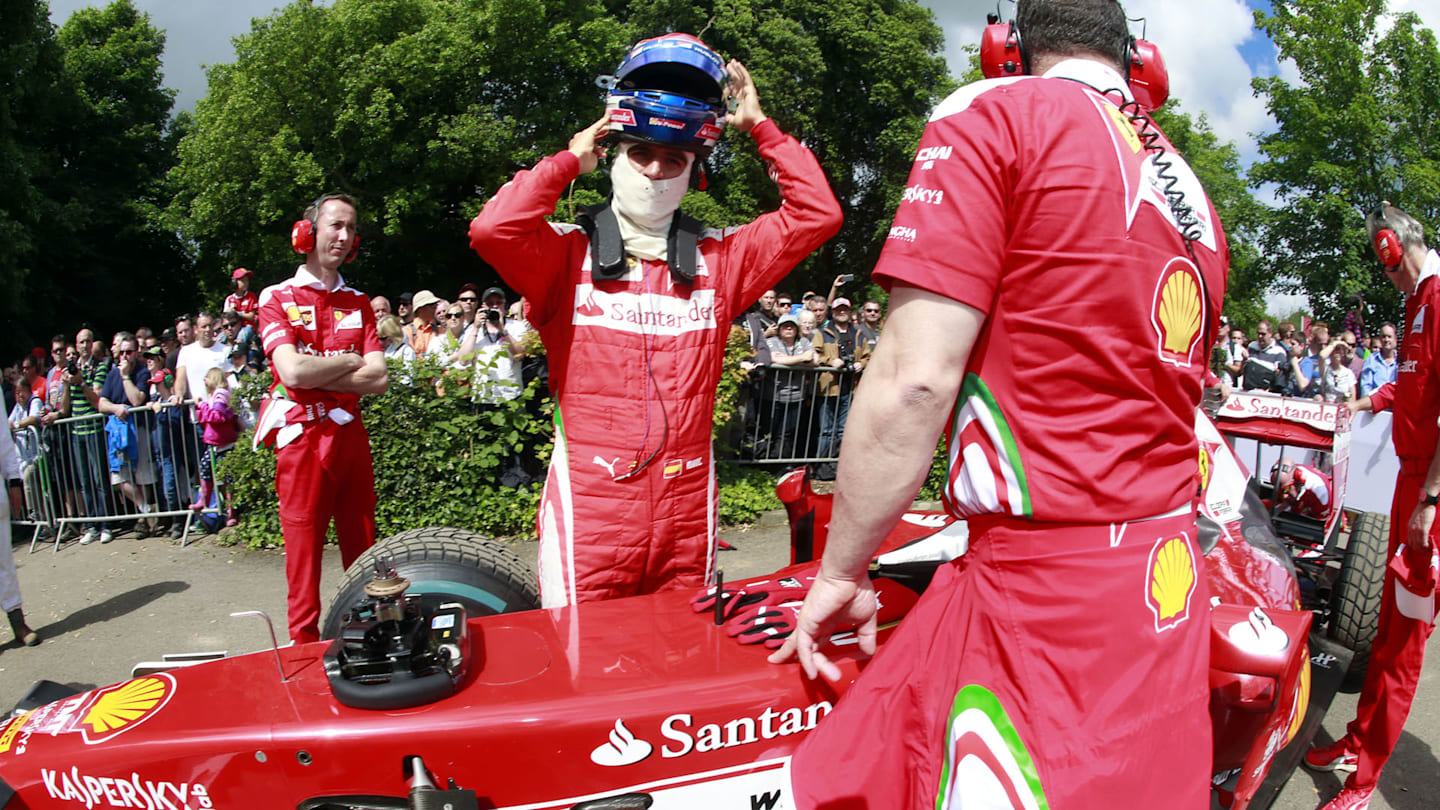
top-left (0, 269), bottom-right (549, 546)
top-left (1214, 315), bottom-right (1398, 402)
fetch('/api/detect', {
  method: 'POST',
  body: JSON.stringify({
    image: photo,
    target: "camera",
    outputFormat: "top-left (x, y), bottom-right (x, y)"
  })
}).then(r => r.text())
top-left (838, 274), bottom-right (855, 284)
top-left (485, 309), bottom-right (501, 324)
top-left (66, 360), bottom-right (79, 376)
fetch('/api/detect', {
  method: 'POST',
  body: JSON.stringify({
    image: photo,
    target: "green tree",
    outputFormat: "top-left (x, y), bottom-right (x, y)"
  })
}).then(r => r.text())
top-left (168, 0), bottom-right (951, 302)
top-left (1250, 0), bottom-right (1439, 328)
top-left (168, 0), bottom-right (629, 302)
top-left (1151, 105), bottom-right (1270, 326)
top-left (54, 0), bottom-right (188, 337)
top-left (0, 0), bottom-right (183, 358)
top-left (0, 0), bottom-right (73, 356)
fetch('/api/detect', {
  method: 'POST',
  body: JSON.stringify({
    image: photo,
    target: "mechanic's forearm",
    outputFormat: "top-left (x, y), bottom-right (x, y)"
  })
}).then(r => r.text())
top-left (822, 376), bottom-right (954, 582)
top-left (327, 353), bottom-right (389, 395)
top-left (278, 353), bottom-right (363, 390)
top-left (1422, 434), bottom-right (1440, 499)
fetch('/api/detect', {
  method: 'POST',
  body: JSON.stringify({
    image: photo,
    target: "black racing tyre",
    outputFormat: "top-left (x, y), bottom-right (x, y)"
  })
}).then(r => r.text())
top-left (320, 526), bottom-right (540, 640)
top-left (1327, 511), bottom-right (1390, 692)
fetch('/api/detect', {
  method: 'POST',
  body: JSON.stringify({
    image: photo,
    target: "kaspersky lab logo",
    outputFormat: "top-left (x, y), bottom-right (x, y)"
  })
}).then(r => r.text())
top-left (590, 702), bottom-right (834, 766)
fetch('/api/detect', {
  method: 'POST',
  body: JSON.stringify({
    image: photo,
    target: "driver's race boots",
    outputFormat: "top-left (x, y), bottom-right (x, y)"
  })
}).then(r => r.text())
top-left (7, 608), bottom-right (40, 646)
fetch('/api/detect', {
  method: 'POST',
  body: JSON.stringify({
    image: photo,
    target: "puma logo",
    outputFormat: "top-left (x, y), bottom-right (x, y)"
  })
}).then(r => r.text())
top-left (593, 456), bottom-right (620, 476)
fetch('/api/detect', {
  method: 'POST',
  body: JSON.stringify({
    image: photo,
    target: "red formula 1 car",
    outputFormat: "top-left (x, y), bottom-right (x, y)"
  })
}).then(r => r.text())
top-left (0, 408), bottom-right (1348, 810)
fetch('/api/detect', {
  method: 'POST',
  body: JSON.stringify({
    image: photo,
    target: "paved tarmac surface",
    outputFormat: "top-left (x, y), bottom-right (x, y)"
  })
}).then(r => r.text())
top-left (2, 518), bottom-right (1437, 809)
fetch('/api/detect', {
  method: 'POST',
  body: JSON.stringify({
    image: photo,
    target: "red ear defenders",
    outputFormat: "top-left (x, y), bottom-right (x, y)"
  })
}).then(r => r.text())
top-left (978, 18), bottom-right (1170, 111)
top-left (1373, 203), bottom-right (1403, 269)
top-left (291, 196), bottom-right (360, 262)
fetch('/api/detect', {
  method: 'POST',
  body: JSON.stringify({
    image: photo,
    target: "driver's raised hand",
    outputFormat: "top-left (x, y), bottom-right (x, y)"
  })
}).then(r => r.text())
top-left (767, 569), bottom-right (878, 681)
top-left (723, 60), bottom-right (767, 134)
top-left (568, 116), bottom-right (610, 174)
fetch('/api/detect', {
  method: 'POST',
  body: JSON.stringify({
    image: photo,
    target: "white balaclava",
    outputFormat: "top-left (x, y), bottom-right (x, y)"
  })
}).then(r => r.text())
top-left (609, 141), bottom-right (694, 262)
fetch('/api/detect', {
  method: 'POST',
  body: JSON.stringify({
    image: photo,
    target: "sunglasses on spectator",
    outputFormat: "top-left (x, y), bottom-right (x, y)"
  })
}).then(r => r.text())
top-left (446, 311), bottom-right (464, 319)
top-left (459, 296), bottom-right (478, 302)
top-left (863, 308), bottom-right (880, 313)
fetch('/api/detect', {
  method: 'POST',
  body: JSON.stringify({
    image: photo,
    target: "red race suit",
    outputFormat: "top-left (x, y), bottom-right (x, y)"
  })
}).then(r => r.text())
top-left (258, 265), bottom-right (382, 644)
top-left (790, 59), bottom-right (1229, 810)
top-left (469, 119), bottom-right (841, 607)
top-left (1341, 249), bottom-right (1440, 790)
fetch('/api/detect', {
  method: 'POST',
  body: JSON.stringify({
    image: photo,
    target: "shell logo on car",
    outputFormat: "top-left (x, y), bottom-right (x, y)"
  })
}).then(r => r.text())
top-left (1147, 535), bottom-right (1197, 632)
top-left (79, 676), bottom-right (175, 742)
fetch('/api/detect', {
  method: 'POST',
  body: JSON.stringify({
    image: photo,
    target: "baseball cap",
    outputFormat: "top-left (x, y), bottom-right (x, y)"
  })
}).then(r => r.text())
top-left (1391, 545), bottom-right (1439, 622)
top-left (832, 298), bottom-right (852, 309)
top-left (458, 282), bottom-right (480, 297)
top-left (398, 292), bottom-right (413, 305)
top-left (482, 286), bottom-right (506, 302)
top-left (142, 346), bottom-right (164, 360)
top-left (411, 290), bottom-right (441, 310)
top-left (232, 267), bottom-right (251, 280)
top-left (777, 314), bottom-right (800, 328)
top-left (160, 328), bottom-right (177, 342)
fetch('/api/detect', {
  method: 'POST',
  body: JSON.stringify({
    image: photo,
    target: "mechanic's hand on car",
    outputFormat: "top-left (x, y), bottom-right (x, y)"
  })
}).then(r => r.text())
top-left (568, 116), bottom-right (610, 174)
top-left (767, 570), bottom-right (878, 681)
top-left (1408, 500), bottom-right (1436, 553)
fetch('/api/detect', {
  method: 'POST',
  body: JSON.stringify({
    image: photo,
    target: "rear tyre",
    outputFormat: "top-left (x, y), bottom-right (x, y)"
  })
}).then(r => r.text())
top-left (321, 526), bottom-right (540, 640)
top-left (1327, 511), bottom-right (1389, 692)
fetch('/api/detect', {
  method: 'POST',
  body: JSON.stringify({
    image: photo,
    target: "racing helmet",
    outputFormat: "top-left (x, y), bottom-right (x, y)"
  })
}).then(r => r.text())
top-left (600, 33), bottom-right (726, 156)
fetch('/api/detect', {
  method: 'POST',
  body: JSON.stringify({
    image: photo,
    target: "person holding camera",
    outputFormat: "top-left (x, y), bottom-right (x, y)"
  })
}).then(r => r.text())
top-left (457, 287), bottom-right (525, 403)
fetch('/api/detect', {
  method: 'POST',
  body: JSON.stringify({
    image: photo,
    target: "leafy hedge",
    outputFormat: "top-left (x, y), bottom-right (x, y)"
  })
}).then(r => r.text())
top-left (219, 355), bottom-right (547, 549)
top-left (220, 347), bottom-right (948, 550)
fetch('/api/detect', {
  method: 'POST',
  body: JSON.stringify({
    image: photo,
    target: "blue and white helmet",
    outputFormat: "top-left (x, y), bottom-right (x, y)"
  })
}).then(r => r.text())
top-left (601, 33), bottom-right (726, 156)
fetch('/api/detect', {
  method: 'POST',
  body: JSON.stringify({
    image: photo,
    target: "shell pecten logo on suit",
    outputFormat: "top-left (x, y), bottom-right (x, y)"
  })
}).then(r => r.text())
top-left (1152, 257), bottom-right (1205, 366)
top-left (1147, 535), bottom-right (1197, 632)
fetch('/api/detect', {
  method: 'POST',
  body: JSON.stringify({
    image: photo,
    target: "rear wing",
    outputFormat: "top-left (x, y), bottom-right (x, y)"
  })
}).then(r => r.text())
top-left (1215, 391), bottom-right (1349, 543)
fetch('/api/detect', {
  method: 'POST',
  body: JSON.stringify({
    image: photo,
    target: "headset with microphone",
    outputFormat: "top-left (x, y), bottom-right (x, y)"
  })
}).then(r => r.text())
top-left (291, 193), bottom-right (360, 262)
top-left (1373, 201), bottom-right (1404, 269)
top-left (978, 8), bottom-right (1169, 111)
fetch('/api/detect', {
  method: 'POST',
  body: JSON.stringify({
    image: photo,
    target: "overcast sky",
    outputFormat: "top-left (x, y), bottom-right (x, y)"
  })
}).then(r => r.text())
top-left (44, 0), bottom-right (1440, 310)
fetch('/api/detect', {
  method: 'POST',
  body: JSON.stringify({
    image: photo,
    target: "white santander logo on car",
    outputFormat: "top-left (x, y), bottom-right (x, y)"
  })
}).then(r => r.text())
top-left (590, 719), bottom-right (653, 766)
top-left (592, 702), bottom-right (834, 766)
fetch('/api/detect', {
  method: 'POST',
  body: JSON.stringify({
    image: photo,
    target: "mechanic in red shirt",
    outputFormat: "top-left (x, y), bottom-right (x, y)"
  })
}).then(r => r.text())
top-left (1305, 201), bottom-right (1440, 810)
top-left (1274, 456), bottom-right (1333, 520)
top-left (770, 2), bottom-right (1228, 808)
top-left (469, 35), bottom-right (840, 607)
top-left (257, 193), bottom-right (388, 644)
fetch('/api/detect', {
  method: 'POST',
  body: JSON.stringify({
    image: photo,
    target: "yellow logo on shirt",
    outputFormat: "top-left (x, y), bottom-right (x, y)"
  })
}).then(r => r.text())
top-left (1104, 103), bottom-right (1142, 153)
top-left (286, 304), bottom-right (316, 329)
top-left (1151, 258), bottom-right (1204, 367)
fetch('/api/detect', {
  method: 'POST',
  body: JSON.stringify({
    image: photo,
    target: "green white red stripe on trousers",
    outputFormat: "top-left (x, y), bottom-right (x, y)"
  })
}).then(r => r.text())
top-left (936, 684), bottom-right (1049, 810)
top-left (946, 374), bottom-right (1032, 518)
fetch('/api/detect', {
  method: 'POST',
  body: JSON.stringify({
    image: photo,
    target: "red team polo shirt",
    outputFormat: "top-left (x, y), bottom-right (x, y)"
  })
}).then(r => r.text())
top-left (1370, 251), bottom-right (1440, 468)
top-left (874, 59), bottom-right (1229, 524)
top-left (225, 290), bottom-right (259, 321)
top-left (257, 266), bottom-right (381, 413)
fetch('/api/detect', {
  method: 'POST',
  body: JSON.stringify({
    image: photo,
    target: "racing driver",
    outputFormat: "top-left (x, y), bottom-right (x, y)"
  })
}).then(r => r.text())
top-left (771, 2), bottom-right (1228, 808)
top-left (469, 35), bottom-right (841, 607)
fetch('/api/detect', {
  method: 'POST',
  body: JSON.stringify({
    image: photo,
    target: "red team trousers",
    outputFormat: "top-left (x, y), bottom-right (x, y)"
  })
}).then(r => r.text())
top-left (1344, 466), bottom-right (1440, 789)
top-left (790, 513), bottom-right (1211, 810)
top-left (276, 418), bottom-right (377, 644)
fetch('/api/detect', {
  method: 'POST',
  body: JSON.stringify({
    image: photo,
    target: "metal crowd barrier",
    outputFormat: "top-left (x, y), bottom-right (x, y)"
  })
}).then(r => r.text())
top-left (9, 400), bottom-right (225, 552)
top-left (730, 365), bottom-right (863, 465)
